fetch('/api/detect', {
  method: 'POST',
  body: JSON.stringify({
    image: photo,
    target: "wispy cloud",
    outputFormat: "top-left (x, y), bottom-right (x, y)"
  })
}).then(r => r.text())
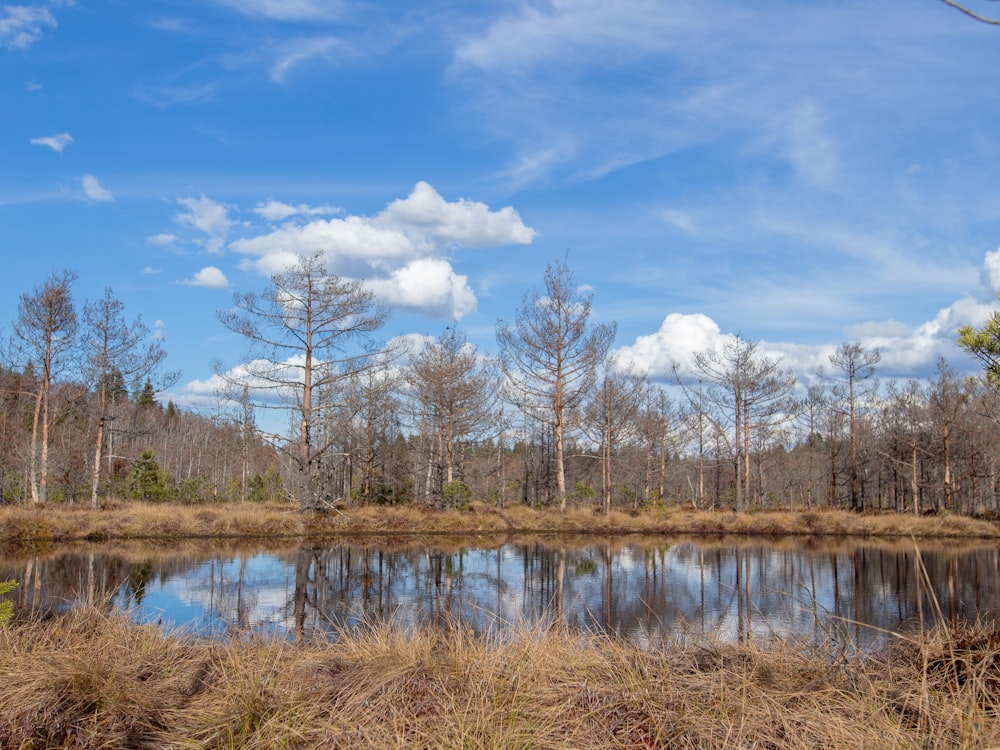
top-left (0, 5), bottom-right (57, 50)
top-left (208, 0), bottom-right (347, 22)
top-left (174, 195), bottom-right (232, 253)
top-left (269, 35), bottom-right (345, 82)
top-left (133, 82), bottom-right (216, 108)
top-left (254, 199), bottom-right (341, 222)
top-left (448, 0), bottom-right (968, 195)
top-left (81, 174), bottom-right (114, 202)
top-left (30, 132), bottom-right (73, 152)
top-left (147, 233), bottom-right (179, 246)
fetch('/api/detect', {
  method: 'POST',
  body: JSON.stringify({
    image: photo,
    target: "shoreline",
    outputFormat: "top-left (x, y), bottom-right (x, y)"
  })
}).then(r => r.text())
top-left (1, 501), bottom-right (999, 544)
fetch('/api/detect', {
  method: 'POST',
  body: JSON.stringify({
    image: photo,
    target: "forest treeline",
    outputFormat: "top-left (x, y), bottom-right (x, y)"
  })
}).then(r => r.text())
top-left (4, 256), bottom-right (1000, 516)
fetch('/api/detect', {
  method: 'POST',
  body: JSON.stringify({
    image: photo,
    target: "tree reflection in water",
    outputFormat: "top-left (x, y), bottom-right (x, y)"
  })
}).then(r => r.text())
top-left (3, 537), bottom-right (999, 651)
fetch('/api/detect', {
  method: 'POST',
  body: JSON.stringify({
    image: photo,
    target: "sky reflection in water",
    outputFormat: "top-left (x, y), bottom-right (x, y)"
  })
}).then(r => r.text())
top-left (5, 538), bottom-right (1000, 652)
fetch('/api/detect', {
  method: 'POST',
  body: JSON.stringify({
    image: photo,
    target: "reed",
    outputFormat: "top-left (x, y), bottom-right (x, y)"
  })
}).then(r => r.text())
top-left (1, 605), bottom-right (998, 749)
top-left (1, 502), bottom-right (999, 543)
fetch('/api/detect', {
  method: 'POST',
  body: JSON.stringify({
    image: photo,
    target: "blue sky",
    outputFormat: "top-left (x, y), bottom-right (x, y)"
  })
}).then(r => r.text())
top-left (4, 0), bottom-right (1000, 410)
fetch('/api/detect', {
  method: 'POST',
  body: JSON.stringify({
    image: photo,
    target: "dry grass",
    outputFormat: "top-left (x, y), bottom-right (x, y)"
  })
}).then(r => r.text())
top-left (1, 606), bottom-right (999, 749)
top-left (1, 501), bottom-right (999, 545)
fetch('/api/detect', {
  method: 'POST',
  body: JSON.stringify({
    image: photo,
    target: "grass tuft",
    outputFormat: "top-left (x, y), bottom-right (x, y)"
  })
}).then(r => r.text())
top-left (2, 606), bottom-right (1000, 748)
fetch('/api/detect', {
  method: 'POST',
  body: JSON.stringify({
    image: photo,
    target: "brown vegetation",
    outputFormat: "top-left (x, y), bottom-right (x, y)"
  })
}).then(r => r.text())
top-left (0, 502), bottom-right (999, 545)
top-left (1, 605), bottom-right (998, 748)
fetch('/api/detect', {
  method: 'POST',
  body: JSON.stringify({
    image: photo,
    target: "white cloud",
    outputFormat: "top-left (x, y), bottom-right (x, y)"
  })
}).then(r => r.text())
top-left (844, 320), bottom-right (913, 339)
top-left (0, 5), bottom-right (56, 50)
top-left (376, 181), bottom-right (538, 248)
top-left (134, 82), bottom-right (216, 108)
top-left (982, 247), bottom-right (1000, 292)
top-left (147, 233), bottom-right (179, 246)
top-left (231, 182), bottom-right (535, 319)
top-left (367, 258), bottom-right (477, 319)
top-left (448, 0), bottom-right (963, 195)
top-left (619, 250), bottom-right (1000, 385)
top-left (775, 100), bottom-right (838, 189)
top-left (183, 266), bottom-right (229, 288)
top-left (270, 36), bottom-right (344, 82)
top-left (174, 195), bottom-right (232, 253)
top-left (81, 174), bottom-right (114, 202)
top-left (616, 312), bottom-right (732, 377)
top-left (142, 266), bottom-right (162, 275)
top-left (208, 0), bottom-right (343, 21)
top-left (254, 199), bottom-right (341, 222)
top-left (30, 132), bottom-right (73, 152)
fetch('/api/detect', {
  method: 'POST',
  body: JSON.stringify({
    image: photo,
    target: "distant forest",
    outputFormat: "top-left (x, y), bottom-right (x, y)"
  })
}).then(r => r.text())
top-left (4, 258), bottom-right (1000, 517)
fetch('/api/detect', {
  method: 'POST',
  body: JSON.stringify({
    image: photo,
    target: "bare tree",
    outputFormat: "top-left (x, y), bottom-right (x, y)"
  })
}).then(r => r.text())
top-left (407, 327), bottom-right (497, 502)
top-left (341, 363), bottom-right (402, 505)
top-left (825, 342), bottom-right (880, 512)
top-left (939, 0), bottom-right (1000, 25)
top-left (637, 384), bottom-right (683, 506)
top-left (10, 270), bottom-right (78, 505)
top-left (692, 335), bottom-right (796, 512)
top-left (217, 252), bottom-right (388, 511)
top-left (80, 288), bottom-right (174, 508)
top-left (496, 261), bottom-right (616, 511)
top-left (584, 357), bottom-right (645, 513)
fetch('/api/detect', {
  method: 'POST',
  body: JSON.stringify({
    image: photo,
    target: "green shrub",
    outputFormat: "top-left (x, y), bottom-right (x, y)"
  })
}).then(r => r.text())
top-left (0, 579), bottom-right (17, 624)
top-left (127, 449), bottom-right (170, 501)
top-left (442, 481), bottom-right (473, 509)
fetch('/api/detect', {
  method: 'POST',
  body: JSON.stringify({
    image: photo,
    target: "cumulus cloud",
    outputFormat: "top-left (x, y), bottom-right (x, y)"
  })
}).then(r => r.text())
top-left (174, 195), bottom-right (232, 253)
top-left (231, 182), bottom-right (535, 319)
top-left (616, 312), bottom-right (732, 377)
top-left (982, 247), bottom-right (1000, 292)
top-left (30, 132), bottom-right (73, 152)
top-left (183, 266), bottom-right (229, 288)
top-left (367, 258), bottom-right (477, 319)
top-left (619, 249), bottom-right (1000, 384)
top-left (0, 5), bottom-right (56, 50)
top-left (377, 181), bottom-right (537, 249)
top-left (81, 174), bottom-right (114, 202)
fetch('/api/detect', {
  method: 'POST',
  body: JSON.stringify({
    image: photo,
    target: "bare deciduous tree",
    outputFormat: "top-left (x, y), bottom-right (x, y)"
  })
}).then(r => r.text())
top-left (408, 327), bottom-right (497, 503)
top-left (10, 270), bottom-right (78, 505)
top-left (497, 261), bottom-right (616, 511)
top-left (825, 342), bottom-right (880, 512)
top-left (81, 288), bottom-right (174, 508)
top-left (939, 0), bottom-right (1000, 25)
top-left (584, 357), bottom-right (645, 514)
top-left (217, 252), bottom-right (388, 511)
top-left (692, 335), bottom-right (796, 512)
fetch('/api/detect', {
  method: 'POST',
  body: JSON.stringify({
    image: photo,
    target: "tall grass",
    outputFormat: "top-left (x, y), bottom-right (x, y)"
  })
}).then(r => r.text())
top-left (1, 605), bottom-right (999, 748)
top-left (1, 502), bottom-right (998, 544)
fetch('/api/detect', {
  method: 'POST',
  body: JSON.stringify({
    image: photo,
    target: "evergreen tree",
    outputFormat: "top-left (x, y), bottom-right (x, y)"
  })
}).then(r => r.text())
top-left (136, 379), bottom-right (158, 408)
top-left (128, 449), bottom-right (168, 500)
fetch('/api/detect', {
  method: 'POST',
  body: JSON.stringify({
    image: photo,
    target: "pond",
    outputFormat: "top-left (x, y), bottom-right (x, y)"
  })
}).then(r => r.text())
top-left (3, 535), bottom-right (999, 651)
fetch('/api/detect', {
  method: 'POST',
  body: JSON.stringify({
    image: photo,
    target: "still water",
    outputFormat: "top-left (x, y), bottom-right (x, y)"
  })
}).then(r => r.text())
top-left (3, 536), bottom-right (999, 650)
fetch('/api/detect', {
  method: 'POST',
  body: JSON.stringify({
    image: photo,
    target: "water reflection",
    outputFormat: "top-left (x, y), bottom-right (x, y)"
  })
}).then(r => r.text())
top-left (3, 537), bottom-right (999, 651)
